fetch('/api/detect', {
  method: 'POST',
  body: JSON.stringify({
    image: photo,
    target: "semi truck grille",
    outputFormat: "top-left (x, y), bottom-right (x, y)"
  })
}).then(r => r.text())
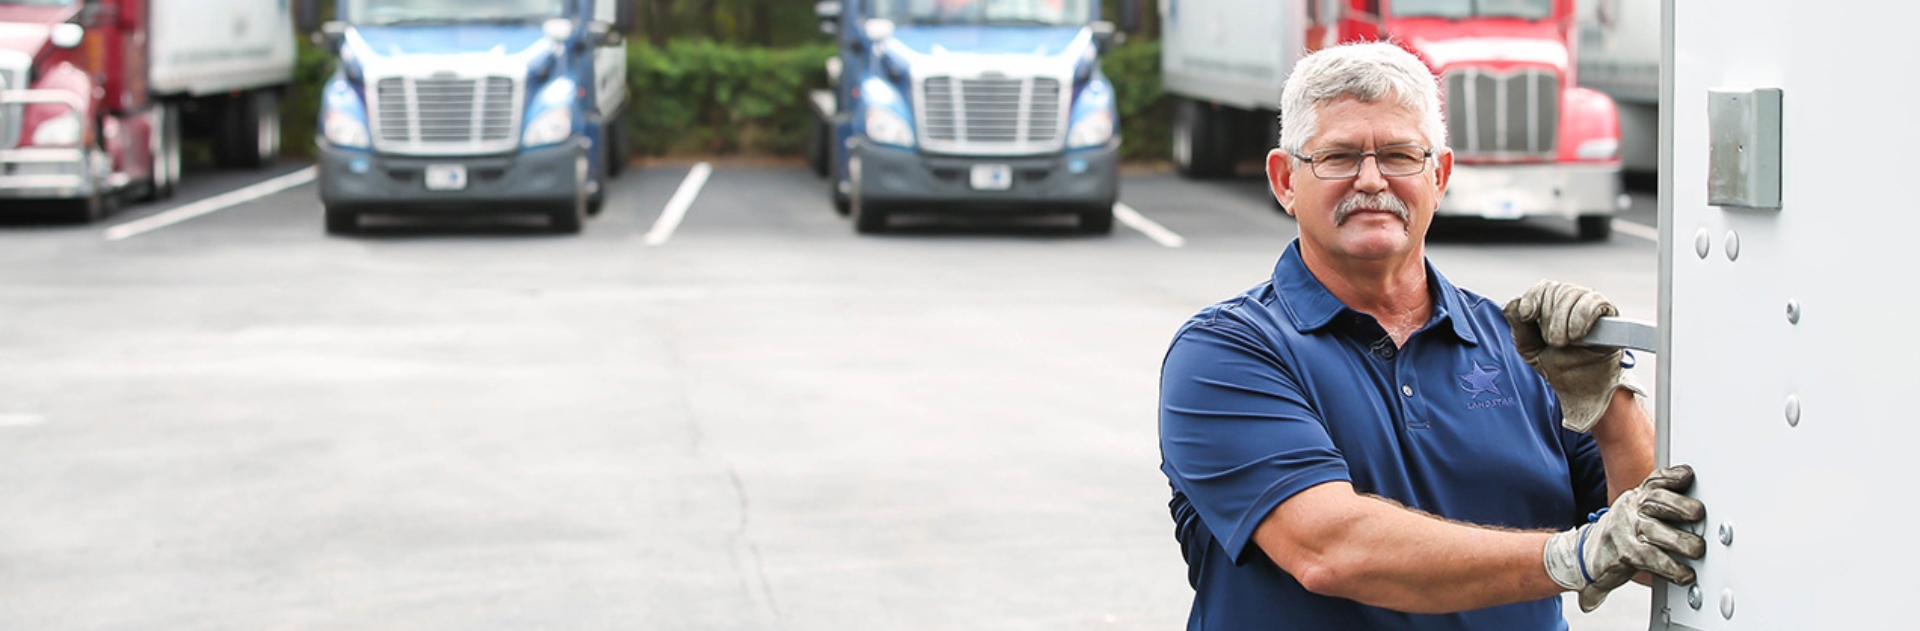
top-left (920, 75), bottom-right (1065, 154)
top-left (370, 75), bottom-right (518, 154)
top-left (0, 65), bottom-right (23, 150)
top-left (1444, 68), bottom-right (1559, 159)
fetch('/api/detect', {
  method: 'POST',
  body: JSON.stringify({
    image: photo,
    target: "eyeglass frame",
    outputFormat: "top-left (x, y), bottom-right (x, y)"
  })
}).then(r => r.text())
top-left (1293, 144), bottom-right (1436, 180)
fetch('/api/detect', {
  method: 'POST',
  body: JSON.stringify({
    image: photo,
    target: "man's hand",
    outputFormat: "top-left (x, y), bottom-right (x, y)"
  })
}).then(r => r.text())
top-left (1504, 279), bottom-right (1644, 432)
top-left (1543, 465), bottom-right (1708, 612)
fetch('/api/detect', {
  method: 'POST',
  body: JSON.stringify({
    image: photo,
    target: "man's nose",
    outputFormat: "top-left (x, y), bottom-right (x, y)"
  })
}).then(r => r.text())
top-left (1351, 155), bottom-right (1390, 193)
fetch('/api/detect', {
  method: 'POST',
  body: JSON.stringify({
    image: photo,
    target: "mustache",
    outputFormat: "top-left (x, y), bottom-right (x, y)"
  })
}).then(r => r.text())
top-left (1333, 192), bottom-right (1410, 226)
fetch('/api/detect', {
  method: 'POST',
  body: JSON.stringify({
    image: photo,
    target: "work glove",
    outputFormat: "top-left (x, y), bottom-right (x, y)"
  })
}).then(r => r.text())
top-left (1504, 279), bottom-right (1646, 432)
top-left (1543, 465), bottom-right (1709, 612)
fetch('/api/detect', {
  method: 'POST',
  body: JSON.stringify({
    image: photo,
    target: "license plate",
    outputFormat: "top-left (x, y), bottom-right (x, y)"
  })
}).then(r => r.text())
top-left (969, 164), bottom-right (1012, 191)
top-left (1483, 196), bottom-right (1523, 220)
top-left (424, 164), bottom-right (468, 191)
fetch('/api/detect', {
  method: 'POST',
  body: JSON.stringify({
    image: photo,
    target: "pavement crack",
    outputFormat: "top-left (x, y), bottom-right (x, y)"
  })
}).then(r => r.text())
top-left (728, 464), bottom-right (781, 623)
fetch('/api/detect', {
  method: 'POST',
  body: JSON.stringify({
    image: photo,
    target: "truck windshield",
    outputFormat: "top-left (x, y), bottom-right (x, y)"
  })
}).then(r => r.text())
top-left (873, 0), bottom-right (1092, 27)
top-left (1389, 0), bottom-right (1554, 20)
top-left (348, 0), bottom-right (568, 25)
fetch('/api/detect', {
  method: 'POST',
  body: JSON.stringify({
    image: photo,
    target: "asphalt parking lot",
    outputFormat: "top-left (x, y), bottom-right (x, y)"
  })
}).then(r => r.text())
top-left (0, 159), bottom-right (1663, 630)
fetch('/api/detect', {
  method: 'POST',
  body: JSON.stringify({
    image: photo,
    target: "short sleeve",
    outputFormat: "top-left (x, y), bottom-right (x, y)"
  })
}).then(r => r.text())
top-left (1158, 318), bottom-right (1351, 564)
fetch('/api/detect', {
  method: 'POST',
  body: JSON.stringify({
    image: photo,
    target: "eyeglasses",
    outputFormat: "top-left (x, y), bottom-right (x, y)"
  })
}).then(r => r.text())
top-left (1297, 145), bottom-right (1434, 179)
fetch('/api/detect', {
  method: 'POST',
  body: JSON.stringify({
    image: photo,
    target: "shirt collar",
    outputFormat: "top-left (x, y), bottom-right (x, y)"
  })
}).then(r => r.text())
top-left (1270, 239), bottom-right (1480, 346)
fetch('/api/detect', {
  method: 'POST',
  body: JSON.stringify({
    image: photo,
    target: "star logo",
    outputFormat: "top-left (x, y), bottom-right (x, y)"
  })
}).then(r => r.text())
top-left (1457, 362), bottom-right (1504, 400)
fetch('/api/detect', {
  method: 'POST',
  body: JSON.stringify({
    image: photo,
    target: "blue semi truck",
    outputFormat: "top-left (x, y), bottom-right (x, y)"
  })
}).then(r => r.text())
top-left (810, 0), bottom-right (1124, 234)
top-left (297, 0), bottom-right (631, 234)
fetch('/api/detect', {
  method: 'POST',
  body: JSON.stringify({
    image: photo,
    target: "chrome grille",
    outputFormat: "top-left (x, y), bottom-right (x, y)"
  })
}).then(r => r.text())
top-left (370, 75), bottom-right (518, 154)
top-left (1444, 68), bottom-right (1559, 159)
top-left (0, 64), bottom-right (23, 150)
top-left (919, 75), bottom-right (1065, 154)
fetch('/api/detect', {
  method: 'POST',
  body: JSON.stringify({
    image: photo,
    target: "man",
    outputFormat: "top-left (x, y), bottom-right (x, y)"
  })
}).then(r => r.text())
top-left (1157, 42), bottom-right (1708, 629)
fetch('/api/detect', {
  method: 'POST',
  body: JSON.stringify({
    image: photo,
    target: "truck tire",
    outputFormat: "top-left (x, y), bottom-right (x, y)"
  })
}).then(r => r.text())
top-left (216, 90), bottom-right (281, 169)
top-left (1174, 98), bottom-right (1233, 179)
top-left (604, 119), bottom-right (625, 178)
top-left (324, 206), bottom-right (358, 234)
top-left (1078, 204), bottom-right (1114, 234)
top-left (806, 115), bottom-right (830, 178)
top-left (1578, 215), bottom-right (1613, 241)
top-left (142, 102), bottom-right (180, 201)
top-left (551, 153), bottom-right (589, 234)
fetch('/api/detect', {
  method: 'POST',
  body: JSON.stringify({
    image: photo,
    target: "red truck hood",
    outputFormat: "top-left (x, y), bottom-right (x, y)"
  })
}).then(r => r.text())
top-left (1394, 18), bottom-right (1570, 73)
top-left (0, 6), bottom-right (72, 59)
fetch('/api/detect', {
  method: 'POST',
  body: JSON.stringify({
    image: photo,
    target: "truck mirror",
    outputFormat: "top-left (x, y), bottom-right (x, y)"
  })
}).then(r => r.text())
top-left (816, 1), bottom-right (841, 36)
top-left (1090, 21), bottom-right (1117, 53)
top-left (315, 21), bottom-right (347, 55)
top-left (588, 21), bottom-right (624, 47)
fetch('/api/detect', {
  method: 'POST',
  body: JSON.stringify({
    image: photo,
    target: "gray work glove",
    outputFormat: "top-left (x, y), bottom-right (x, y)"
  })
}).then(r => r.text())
top-left (1503, 279), bottom-right (1646, 432)
top-left (1543, 465), bottom-right (1709, 612)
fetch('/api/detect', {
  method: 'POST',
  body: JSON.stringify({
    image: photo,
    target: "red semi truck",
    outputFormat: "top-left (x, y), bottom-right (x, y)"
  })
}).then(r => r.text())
top-left (0, 0), bottom-right (294, 221)
top-left (1161, 0), bottom-right (1625, 240)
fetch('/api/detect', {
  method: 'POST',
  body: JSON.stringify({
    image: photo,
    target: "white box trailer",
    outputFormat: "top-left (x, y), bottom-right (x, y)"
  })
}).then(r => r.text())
top-left (148, 0), bottom-right (297, 98)
top-left (1628, 0), bottom-right (1919, 626)
top-left (1575, 0), bottom-right (1659, 175)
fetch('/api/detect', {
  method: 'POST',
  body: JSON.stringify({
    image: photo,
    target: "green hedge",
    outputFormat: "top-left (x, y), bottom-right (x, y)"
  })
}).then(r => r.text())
top-left (281, 39), bottom-right (1170, 163)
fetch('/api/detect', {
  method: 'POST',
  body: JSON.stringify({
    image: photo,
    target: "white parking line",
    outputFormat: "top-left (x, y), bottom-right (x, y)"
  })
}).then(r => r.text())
top-left (642, 162), bottom-right (713, 246)
top-left (1612, 219), bottom-right (1660, 242)
top-left (0, 413), bottom-right (46, 427)
top-left (104, 166), bottom-right (318, 241)
top-left (1113, 202), bottom-right (1186, 248)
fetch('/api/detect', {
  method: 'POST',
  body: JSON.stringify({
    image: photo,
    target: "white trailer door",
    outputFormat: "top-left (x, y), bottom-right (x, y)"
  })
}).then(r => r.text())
top-left (1658, 0), bottom-right (1920, 628)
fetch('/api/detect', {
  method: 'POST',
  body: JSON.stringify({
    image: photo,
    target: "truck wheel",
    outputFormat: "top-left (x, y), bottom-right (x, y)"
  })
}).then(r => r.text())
top-left (142, 102), bottom-right (180, 201)
top-left (852, 198), bottom-right (887, 233)
top-left (832, 185), bottom-right (851, 216)
top-left (806, 116), bottom-right (830, 178)
top-left (604, 120), bottom-right (625, 178)
top-left (217, 91), bottom-right (281, 169)
top-left (1577, 215), bottom-right (1613, 241)
top-left (1174, 98), bottom-right (1233, 179)
top-left (325, 206), bottom-right (358, 234)
top-left (1078, 204), bottom-right (1114, 234)
top-left (551, 153), bottom-right (589, 234)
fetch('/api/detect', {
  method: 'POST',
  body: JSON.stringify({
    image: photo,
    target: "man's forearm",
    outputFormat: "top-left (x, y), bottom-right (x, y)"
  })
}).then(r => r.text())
top-left (1254, 483), bottom-right (1567, 613)
top-left (1589, 387), bottom-right (1656, 503)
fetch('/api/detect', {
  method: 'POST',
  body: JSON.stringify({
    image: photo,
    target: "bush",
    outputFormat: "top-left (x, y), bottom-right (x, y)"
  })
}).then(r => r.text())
top-left (1101, 40), bottom-right (1167, 163)
top-left (279, 40), bottom-right (1173, 163)
top-left (623, 41), bottom-right (835, 157)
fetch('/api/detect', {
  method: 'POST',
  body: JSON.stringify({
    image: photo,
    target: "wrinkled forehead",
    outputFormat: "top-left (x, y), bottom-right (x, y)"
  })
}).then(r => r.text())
top-left (1306, 96), bottom-right (1430, 148)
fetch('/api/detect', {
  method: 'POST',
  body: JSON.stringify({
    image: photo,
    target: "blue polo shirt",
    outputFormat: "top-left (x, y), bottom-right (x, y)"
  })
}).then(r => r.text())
top-left (1158, 241), bottom-right (1609, 630)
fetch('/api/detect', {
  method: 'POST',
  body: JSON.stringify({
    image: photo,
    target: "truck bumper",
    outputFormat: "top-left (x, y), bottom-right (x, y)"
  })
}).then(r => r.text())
top-left (1438, 162), bottom-right (1623, 220)
top-left (853, 140), bottom-right (1119, 212)
top-left (318, 139), bottom-right (588, 213)
top-left (0, 147), bottom-right (104, 202)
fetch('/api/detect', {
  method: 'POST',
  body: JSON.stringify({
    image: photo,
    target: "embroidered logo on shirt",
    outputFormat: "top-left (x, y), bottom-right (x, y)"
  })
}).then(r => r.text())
top-left (1459, 362), bottom-right (1518, 410)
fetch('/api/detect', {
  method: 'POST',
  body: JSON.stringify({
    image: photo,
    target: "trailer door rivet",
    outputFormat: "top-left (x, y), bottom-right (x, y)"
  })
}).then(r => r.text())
top-left (1687, 585), bottom-right (1704, 610)
top-left (1787, 299), bottom-right (1801, 324)
top-left (1720, 589), bottom-right (1736, 619)
top-left (1724, 230), bottom-right (1741, 261)
top-left (1786, 394), bottom-right (1801, 427)
top-left (1718, 521), bottom-right (1734, 545)
top-left (1695, 229), bottom-right (1712, 259)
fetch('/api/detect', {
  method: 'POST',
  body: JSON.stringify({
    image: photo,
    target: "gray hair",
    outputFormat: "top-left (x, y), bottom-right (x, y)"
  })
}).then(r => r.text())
top-left (1276, 42), bottom-right (1448, 156)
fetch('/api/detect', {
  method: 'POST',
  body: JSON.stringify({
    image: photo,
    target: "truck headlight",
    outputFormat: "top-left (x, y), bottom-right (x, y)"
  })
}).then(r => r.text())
top-left (323, 110), bottom-right (370, 149)
top-left (1067, 110), bottom-right (1114, 148)
top-left (522, 108), bottom-right (572, 147)
top-left (864, 107), bottom-right (914, 148)
top-left (31, 112), bottom-right (82, 147)
top-left (1577, 138), bottom-right (1619, 160)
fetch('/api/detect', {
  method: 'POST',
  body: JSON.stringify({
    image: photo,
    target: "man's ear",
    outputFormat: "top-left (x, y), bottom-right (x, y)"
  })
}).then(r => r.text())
top-left (1432, 147), bottom-right (1453, 198)
top-left (1266, 149), bottom-right (1297, 215)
